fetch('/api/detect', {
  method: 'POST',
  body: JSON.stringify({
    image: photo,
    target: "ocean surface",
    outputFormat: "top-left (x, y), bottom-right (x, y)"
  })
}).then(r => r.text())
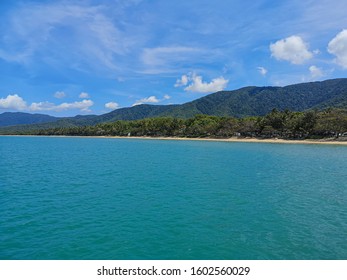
top-left (0, 136), bottom-right (346, 260)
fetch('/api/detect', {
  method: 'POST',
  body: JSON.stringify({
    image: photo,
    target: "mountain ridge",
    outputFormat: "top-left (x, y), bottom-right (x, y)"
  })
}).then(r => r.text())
top-left (0, 112), bottom-right (59, 127)
top-left (1, 78), bottom-right (346, 130)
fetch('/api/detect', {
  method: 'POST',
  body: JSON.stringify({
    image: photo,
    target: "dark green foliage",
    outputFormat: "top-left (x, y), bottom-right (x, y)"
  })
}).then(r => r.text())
top-left (95, 104), bottom-right (179, 122)
top-left (160, 79), bottom-right (347, 118)
top-left (8, 109), bottom-right (346, 140)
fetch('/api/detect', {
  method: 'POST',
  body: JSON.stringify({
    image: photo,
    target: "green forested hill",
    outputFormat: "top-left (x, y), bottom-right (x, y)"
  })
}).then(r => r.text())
top-left (163, 78), bottom-right (347, 118)
top-left (96, 78), bottom-right (347, 119)
top-left (91, 104), bottom-right (179, 122)
top-left (1, 78), bottom-right (346, 133)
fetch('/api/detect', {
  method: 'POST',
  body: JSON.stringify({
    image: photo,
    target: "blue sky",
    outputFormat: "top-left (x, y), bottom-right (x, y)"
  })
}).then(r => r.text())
top-left (0, 0), bottom-right (347, 116)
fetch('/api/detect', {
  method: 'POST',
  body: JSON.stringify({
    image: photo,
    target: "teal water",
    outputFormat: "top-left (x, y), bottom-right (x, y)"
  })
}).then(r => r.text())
top-left (0, 136), bottom-right (346, 260)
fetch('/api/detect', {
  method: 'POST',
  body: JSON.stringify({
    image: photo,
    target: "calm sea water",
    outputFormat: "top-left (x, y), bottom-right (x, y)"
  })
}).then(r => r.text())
top-left (0, 136), bottom-right (346, 260)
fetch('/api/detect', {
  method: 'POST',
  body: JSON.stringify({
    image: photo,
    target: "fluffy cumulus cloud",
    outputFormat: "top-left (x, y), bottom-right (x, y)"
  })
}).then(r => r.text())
top-left (105, 102), bottom-right (119, 110)
top-left (133, 96), bottom-right (160, 106)
top-left (79, 92), bottom-right (90, 98)
top-left (0, 94), bottom-right (27, 110)
top-left (55, 99), bottom-right (93, 112)
top-left (0, 94), bottom-right (93, 112)
top-left (29, 99), bottom-right (94, 112)
top-left (328, 29), bottom-right (347, 68)
top-left (54, 91), bottom-right (66, 99)
top-left (175, 73), bottom-right (228, 93)
top-left (270, 36), bottom-right (313, 64)
top-left (309, 65), bottom-right (324, 78)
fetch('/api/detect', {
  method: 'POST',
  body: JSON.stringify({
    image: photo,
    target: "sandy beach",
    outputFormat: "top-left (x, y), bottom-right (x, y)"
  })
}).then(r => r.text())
top-left (2, 134), bottom-right (347, 145)
top-left (100, 136), bottom-right (347, 145)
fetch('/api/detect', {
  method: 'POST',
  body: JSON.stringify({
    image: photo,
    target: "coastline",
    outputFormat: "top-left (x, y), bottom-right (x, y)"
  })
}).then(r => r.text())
top-left (2, 134), bottom-right (347, 145)
top-left (112, 136), bottom-right (347, 145)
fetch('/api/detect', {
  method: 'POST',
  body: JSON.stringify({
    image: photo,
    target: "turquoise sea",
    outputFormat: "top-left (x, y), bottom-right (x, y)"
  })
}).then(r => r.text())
top-left (0, 136), bottom-right (346, 260)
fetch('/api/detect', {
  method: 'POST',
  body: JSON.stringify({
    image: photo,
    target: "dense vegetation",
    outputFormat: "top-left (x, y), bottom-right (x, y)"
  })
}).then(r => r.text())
top-left (162, 79), bottom-right (347, 118)
top-left (7, 108), bottom-right (346, 140)
top-left (93, 78), bottom-right (347, 121)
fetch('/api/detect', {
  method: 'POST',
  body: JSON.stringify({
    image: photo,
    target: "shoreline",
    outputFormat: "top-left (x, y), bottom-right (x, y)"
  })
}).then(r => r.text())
top-left (114, 136), bottom-right (347, 145)
top-left (2, 134), bottom-right (347, 145)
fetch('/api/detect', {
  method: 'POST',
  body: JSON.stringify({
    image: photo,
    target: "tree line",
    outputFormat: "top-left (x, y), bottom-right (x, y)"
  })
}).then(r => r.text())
top-left (23, 108), bottom-right (347, 139)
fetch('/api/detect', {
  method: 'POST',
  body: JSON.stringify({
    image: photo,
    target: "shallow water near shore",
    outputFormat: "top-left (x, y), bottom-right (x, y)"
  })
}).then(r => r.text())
top-left (1, 136), bottom-right (346, 259)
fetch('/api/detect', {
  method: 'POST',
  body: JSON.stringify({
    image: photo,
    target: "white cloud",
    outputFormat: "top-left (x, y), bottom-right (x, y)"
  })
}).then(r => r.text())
top-left (54, 91), bottom-right (66, 99)
top-left (105, 102), bottom-right (119, 110)
top-left (174, 75), bottom-right (189, 87)
top-left (56, 99), bottom-right (94, 112)
top-left (133, 96), bottom-right (159, 106)
top-left (163, 94), bottom-right (171, 100)
top-left (79, 92), bottom-right (90, 98)
top-left (185, 75), bottom-right (228, 93)
top-left (309, 65), bottom-right (324, 78)
top-left (29, 99), bottom-right (94, 112)
top-left (0, 94), bottom-right (94, 113)
top-left (328, 29), bottom-right (347, 68)
top-left (257, 66), bottom-right (268, 76)
top-left (175, 73), bottom-right (228, 93)
top-left (270, 35), bottom-right (313, 64)
top-left (0, 94), bottom-right (27, 110)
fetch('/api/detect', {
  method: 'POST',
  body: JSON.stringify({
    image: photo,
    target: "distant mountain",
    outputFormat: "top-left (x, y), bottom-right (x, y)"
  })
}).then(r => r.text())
top-left (0, 112), bottom-right (59, 127)
top-left (1, 78), bottom-right (347, 133)
top-left (0, 105), bottom-right (180, 132)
